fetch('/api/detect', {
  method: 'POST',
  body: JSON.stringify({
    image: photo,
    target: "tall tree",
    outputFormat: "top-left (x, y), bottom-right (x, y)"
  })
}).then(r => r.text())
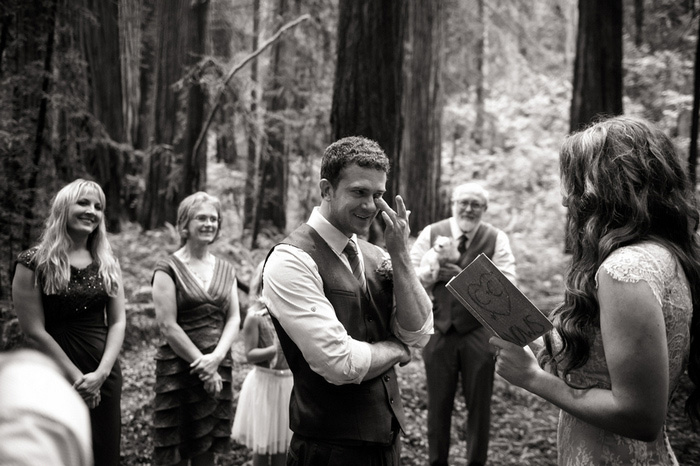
top-left (209, 0), bottom-right (238, 165)
top-left (689, 11), bottom-right (700, 186)
top-left (243, 0), bottom-right (261, 230)
top-left (472, 0), bottom-right (485, 146)
top-left (139, 0), bottom-right (209, 230)
top-left (634, 0), bottom-right (644, 48)
top-left (0, 0), bottom-right (58, 298)
top-left (81, 0), bottom-right (127, 232)
top-left (400, 0), bottom-right (444, 233)
top-left (331, 0), bottom-right (407, 203)
top-left (255, 0), bottom-right (298, 238)
top-left (569, 0), bottom-right (623, 131)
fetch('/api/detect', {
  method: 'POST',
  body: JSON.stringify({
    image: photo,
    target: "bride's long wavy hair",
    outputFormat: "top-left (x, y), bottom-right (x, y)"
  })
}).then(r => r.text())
top-left (540, 115), bottom-right (700, 424)
top-left (33, 179), bottom-right (120, 296)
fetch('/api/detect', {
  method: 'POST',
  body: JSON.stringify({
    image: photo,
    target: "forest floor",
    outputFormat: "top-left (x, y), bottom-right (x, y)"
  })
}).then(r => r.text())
top-left (113, 220), bottom-right (700, 466)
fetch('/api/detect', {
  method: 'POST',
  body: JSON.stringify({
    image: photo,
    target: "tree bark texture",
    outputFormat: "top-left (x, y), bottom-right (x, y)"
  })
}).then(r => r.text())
top-left (258, 0), bottom-right (296, 235)
top-left (400, 0), bottom-right (444, 233)
top-left (81, 0), bottom-right (126, 232)
top-left (135, 0), bottom-right (155, 150)
top-left (634, 0), bottom-right (644, 48)
top-left (139, 0), bottom-right (209, 230)
top-left (119, 0), bottom-right (142, 146)
top-left (0, 0), bottom-right (57, 298)
top-left (569, 0), bottom-right (623, 132)
top-left (244, 0), bottom-right (261, 230)
top-left (331, 0), bottom-right (407, 203)
top-left (689, 12), bottom-right (700, 186)
top-left (472, 0), bottom-right (485, 146)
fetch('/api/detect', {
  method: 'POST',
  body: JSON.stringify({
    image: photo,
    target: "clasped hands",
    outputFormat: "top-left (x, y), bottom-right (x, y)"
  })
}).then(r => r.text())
top-left (190, 353), bottom-right (223, 397)
top-left (73, 371), bottom-right (106, 409)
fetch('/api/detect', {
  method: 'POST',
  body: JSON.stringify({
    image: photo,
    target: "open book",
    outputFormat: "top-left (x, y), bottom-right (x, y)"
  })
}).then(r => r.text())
top-left (446, 253), bottom-right (552, 346)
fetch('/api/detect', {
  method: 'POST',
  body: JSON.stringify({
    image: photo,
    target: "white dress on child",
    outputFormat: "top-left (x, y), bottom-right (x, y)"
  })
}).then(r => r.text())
top-left (232, 309), bottom-right (293, 455)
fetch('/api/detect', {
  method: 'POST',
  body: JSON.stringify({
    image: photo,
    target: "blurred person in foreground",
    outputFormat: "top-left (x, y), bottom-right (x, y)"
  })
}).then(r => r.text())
top-left (491, 115), bottom-right (700, 465)
top-left (0, 349), bottom-right (92, 466)
top-left (262, 136), bottom-right (433, 465)
top-left (151, 191), bottom-right (241, 466)
top-left (410, 181), bottom-right (516, 466)
top-left (12, 178), bottom-right (125, 466)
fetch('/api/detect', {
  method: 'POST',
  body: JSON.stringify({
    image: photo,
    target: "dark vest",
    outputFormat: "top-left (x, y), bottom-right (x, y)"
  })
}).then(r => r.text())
top-left (267, 224), bottom-right (405, 443)
top-left (430, 219), bottom-right (498, 334)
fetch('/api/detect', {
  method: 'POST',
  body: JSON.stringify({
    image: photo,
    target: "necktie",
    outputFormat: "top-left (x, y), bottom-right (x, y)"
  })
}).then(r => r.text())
top-left (343, 240), bottom-right (366, 290)
top-left (457, 234), bottom-right (468, 254)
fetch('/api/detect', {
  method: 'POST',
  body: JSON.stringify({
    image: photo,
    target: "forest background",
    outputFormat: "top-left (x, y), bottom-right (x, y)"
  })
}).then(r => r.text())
top-left (2, 0), bottom-right (700, 464)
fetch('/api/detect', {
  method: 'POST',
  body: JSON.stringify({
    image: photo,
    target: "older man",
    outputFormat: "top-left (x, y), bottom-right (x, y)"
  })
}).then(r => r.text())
top-left (410, 182), bottom-right (516, 466)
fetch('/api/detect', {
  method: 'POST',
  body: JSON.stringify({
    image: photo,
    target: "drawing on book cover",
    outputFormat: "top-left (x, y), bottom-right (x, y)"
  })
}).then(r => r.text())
top-left (446, 253), bottom-right (553, 346)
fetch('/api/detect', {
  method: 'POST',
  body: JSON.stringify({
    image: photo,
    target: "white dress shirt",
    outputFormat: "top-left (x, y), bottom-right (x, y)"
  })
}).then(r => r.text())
top-left (263, 207), bottom-right (433, 386)
top-left (410, 217), bottom-right (517, 284)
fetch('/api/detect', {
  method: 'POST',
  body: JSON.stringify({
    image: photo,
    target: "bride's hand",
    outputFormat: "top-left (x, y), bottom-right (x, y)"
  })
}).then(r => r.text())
top-left (490, 336), bottom-right (541, 390)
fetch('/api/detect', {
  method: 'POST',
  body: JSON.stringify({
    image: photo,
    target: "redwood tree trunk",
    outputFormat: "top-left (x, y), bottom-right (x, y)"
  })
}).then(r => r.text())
top-left (257, 0), bottom-right (294, 237)
top-left (689, 11), bottom-right (700, 186)
top-left (81, 0), bottom-right (126, 232)
top-left (139, 0), bottom-right (209, 230)
top-left (472, 0), bottom-right (485, 146)
top-left (401, 0), bottom-right (444, 233)
top-left (331, 0), bottom-right (407, 203)
top-left (244, 0), bottom-right (261, 230)
top-left (569, 0), bottom-right (623, 132)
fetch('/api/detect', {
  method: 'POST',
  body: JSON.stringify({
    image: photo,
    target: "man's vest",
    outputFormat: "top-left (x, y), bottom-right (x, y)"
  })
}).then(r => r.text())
top-left (268, 224), bottom-right (405, 443)
top-left (430, 219), bottom-right (498, 334)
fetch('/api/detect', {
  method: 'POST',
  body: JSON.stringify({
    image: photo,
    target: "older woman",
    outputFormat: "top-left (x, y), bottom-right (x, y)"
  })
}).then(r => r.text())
top-left (491, 116), bottom-right (700, 465)
top-left (151, 191), bottom-right (241, 466)
top-left (12, 179), bottom-right (125, 466)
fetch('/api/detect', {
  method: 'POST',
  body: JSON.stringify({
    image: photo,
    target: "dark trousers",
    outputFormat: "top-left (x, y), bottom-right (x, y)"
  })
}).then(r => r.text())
top-left (423, 326), bottom-right (496, 466)
top-left (286, 432), bottom-right (401, 466)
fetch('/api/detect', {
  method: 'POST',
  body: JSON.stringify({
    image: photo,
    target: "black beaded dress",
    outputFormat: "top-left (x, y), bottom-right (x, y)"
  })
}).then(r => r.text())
top-left (152, 255), bottom-right (236, 465)
top-left (16, 248), bottom-right (122, 466)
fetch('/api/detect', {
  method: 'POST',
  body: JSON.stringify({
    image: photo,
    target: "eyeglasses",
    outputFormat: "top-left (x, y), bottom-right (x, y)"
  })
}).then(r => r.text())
top-left (193, 215), bottom-right (219, 224)
top-left (453, 199), bottom-right (484, 210)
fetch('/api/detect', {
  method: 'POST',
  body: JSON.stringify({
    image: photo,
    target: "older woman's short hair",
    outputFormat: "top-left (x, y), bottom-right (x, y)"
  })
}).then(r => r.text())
top-left (176, 192), bottom-right (223, 245)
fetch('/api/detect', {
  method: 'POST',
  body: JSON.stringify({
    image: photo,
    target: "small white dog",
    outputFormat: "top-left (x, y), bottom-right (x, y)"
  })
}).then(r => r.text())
top-left (418, 235), bottom-right (461, 293)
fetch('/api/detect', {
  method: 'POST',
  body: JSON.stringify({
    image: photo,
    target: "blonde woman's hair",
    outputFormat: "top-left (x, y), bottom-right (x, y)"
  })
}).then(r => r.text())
top-left (176, 191), bottom-right (223, 246)
top-left (33, 179), bottom-right (120, 296)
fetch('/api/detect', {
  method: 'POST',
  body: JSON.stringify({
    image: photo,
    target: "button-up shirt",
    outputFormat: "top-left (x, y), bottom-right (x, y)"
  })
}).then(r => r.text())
top-left (263, 208), bottom-right (433, 385)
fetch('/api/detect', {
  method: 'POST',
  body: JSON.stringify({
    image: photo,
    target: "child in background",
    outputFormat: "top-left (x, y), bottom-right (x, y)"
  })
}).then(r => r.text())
top-left (232, 262), bottom-right (292, 466)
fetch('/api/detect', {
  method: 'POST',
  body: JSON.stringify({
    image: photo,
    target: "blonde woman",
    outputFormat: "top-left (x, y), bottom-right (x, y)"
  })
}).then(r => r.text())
top-left (152, 191), bottom-right (241, 466)
top-left (12, 178), bottom-right (125, 466)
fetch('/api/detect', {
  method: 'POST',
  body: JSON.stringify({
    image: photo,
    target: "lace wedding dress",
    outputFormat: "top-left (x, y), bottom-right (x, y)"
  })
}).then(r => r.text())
top-left (555, 242), bottom-right (692, 466)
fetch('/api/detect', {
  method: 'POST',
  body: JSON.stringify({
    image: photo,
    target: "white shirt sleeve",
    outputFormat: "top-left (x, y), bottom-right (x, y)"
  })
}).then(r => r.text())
top-left (409, 226), bottom-right (433, 269)
top-left (263, 244), bottom-right (372, 385)
top-left (390, 308), bottom-right (434, 348)
top-left (492, 230), bottom-right (517, 284)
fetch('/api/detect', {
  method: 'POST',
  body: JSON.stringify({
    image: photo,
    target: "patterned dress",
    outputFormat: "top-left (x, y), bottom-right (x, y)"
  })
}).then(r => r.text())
top-left (555, 242), bottom-right (692, 466)
top-left (152, 255), bottom-right (236, 465)
top-left (16, 248), bottom-right (122, 466)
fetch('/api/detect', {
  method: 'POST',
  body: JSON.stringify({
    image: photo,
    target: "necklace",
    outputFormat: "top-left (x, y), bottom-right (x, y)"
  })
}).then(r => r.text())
top-left (182, 253), bottom-right (214, 288)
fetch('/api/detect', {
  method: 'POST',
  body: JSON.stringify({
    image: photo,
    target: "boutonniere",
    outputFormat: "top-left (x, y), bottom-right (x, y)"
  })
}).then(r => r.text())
top-left (375, 257), bottom-right (393, 283)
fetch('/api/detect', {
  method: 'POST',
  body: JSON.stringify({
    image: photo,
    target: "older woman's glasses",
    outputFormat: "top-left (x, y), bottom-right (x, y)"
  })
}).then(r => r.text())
top-left (453, 199), bottom-right (484, 210)
top-left (194, 215), bottom-right (219, 224)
